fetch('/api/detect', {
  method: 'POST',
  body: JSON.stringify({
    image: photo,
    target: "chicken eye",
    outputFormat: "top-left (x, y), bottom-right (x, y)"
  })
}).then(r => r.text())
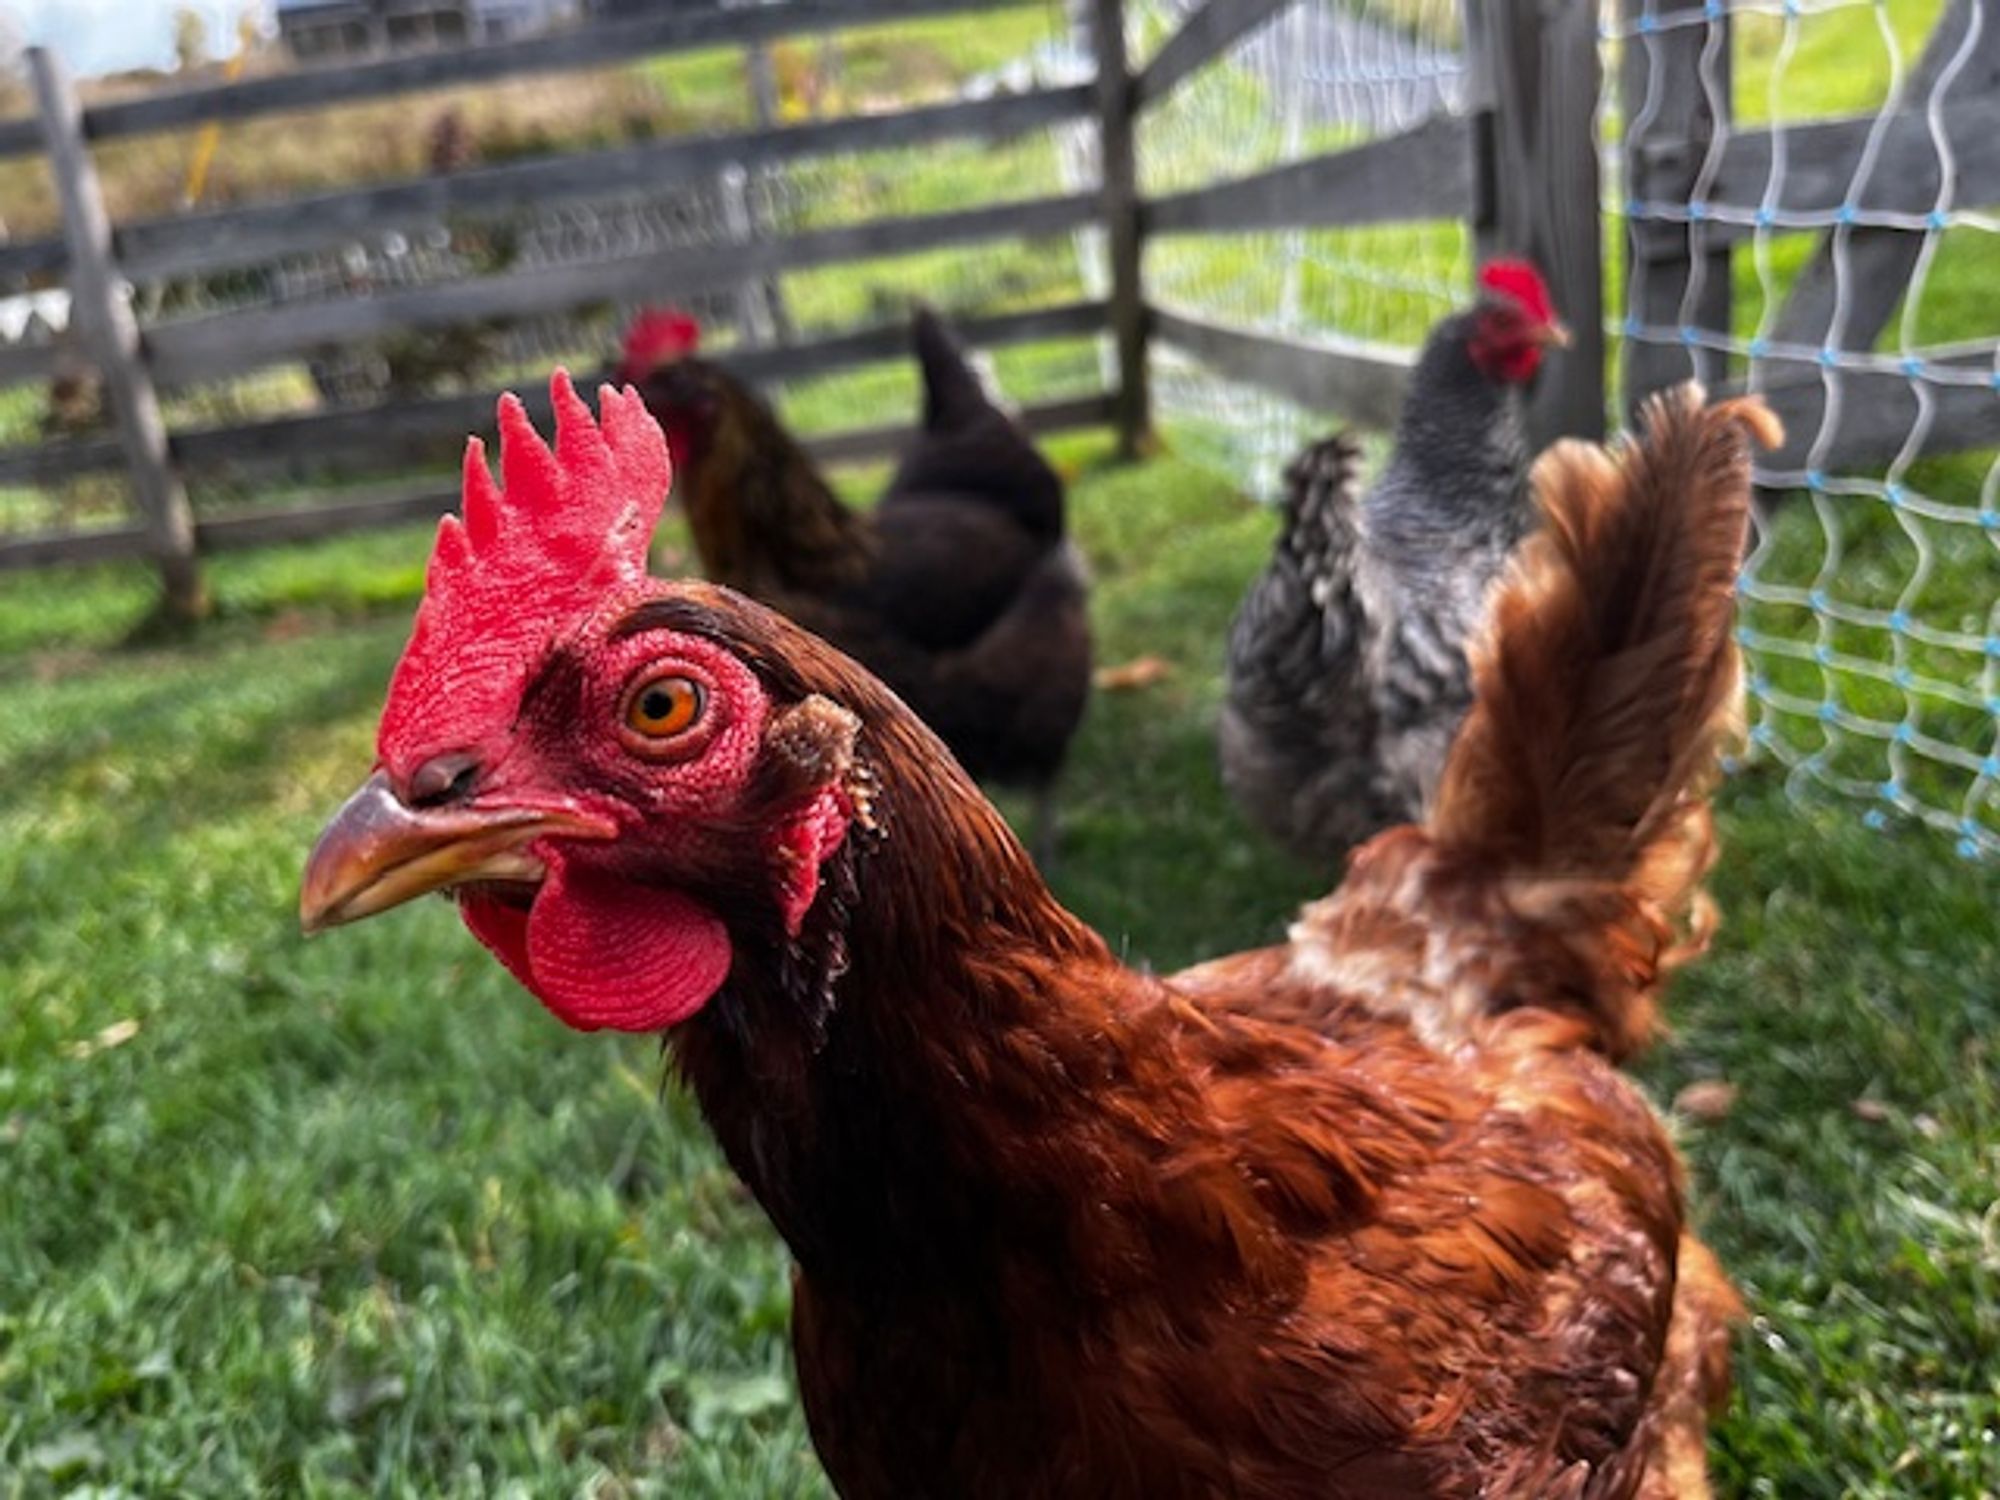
top-left (625, 674), bottom-right (705, 739)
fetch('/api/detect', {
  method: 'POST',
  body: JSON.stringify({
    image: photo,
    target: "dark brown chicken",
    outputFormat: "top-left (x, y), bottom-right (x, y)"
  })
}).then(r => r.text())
top-left (303, 375), bottom-right (1776, 1498)
top-left (615, 306), bottom-right (1090, 863)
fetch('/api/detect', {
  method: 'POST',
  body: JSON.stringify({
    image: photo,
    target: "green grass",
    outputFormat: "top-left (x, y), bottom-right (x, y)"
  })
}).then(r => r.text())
top-left (2, 7), bottom-right (1996, 1489)
top-left (2, 433), bottom-right (1996, 1496)
top-left (1733, 0), bottom-right (1947, 126)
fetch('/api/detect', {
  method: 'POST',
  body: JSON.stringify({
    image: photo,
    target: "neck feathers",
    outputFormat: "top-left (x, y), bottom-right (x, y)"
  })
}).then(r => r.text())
top-left (671, 696), bottom-right (1115, 1279)
top-left (1373, 321), bottom-right (1532, 545)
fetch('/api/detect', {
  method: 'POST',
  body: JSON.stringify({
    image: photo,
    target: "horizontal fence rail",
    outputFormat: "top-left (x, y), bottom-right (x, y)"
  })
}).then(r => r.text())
top-left (1133, 0), bottom-right (1294, 111)
top-left (0, 302), bottom-right (1111, 487)
top-left (0, 86), bottom-right (1096, 284)
top-left (0, 343), bottom-right (60, 387)
top-left (1149, 307), bottom-right (1413, 432)
top-left (143, 193), bottom-right (1102, 387)
top-left (0, 394), bottom-right (1116, 573)
top-left (0, 0), bottom-right (1051, 159)
top-left (1142, 114), bottom-right (1473, 235)
top-left (1630, 98), bottom-right (2000, 249)
top-left (1732, 341), bottom-right (2000, 476)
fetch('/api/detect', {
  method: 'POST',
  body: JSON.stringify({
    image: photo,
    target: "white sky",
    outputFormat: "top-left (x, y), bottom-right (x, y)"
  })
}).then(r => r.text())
top-left (6, 0), bottom-right (271, 79)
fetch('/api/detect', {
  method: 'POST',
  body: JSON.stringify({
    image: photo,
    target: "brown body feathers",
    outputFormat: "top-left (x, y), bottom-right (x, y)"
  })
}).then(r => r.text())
top-left (650, 386), bottom-right (1778, 1497)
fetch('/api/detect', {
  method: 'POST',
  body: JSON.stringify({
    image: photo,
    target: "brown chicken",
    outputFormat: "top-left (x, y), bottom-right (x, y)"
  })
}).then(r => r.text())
top-left (302, 373), bottom-right (1776, 1498)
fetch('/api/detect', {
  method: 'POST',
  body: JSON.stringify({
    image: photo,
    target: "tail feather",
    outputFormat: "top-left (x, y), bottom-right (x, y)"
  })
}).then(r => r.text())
top-left (1297, 386), bottom-right (1777, 1061)
top-left (912, 304), bottom-right (994, 433)
top-left (1429, 386), bottom-right (1777, 895)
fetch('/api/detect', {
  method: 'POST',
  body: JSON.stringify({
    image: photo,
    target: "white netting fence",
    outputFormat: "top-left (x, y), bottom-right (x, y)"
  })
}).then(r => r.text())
top-left (1132, 0), bottom-right (1998, 856)
top-left (1610, 0), bottom-right (2000, 858)
top-left (1132, 0), bottom-right (1473, 492)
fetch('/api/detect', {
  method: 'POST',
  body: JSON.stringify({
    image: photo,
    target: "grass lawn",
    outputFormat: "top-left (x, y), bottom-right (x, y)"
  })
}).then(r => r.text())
top-left (1, 428), bottom-right (1996, 1497)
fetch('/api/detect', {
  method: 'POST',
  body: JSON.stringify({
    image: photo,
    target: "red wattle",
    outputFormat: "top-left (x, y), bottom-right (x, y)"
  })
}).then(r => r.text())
top-left (460, 859), bottom-right (732, 1033)
top-left (461, 889), bottom-right (536, 991)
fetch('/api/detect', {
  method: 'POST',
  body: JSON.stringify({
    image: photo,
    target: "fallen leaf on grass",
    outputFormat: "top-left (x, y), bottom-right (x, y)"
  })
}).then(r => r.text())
top-left (1850, 1098), bottom-right (1891, 1124)
top-left (1672, 1080), bottom-right (1737, 1122)
top-left (25, 1430), bottom-right (103, 1477)
top-left (66, 1019), bottom-right (140, 1061)
top-left (262, 608), bottom-right (311, 643)
top-left (684, 1370), bottom-right (790, 1438)
top-left (30, 650), bottom-right (95, 685)
top-left (641, 1414), bottom-right (685, 1464)
top-left (1094, 655), bottom-right (1176, 692)
top-left (328, 1373), bottom-right (407, 1425)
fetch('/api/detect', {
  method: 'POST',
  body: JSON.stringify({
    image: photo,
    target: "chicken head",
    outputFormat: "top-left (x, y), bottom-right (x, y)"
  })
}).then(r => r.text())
top-left (300, 372), bottom-right (862, 1034)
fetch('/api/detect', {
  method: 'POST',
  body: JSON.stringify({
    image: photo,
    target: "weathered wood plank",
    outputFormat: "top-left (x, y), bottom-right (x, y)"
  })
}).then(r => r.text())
top-left (200, 484), bottom-right (462, 552)
top-left (0, 433), bottom-right (121, 485)
top-left (1134, 0), bottom-right (1295, 111)
top-left (1619, 0), bottom-right (1732, 406)
top-left (1645, 96), bottom-right (2000, 245)
top-left (1091, 0), bottom-right (1149, 456)
top-left (720, 300), bottom-right (1107, 387)
top-left (0, 116), bottom-right (39, 159)
top-left (1738, 346), bottom-right (2000, 474)
top-left (0, 235), bottom-right (66, 280)
top-left (42, 0), bottom-right (1035, 151)
top-left (0, 303), bottom-right (1103, 481)
top-left (1142, 113), bottom-right (1472, 236)
top-left (730, 38), bottom-right (793, 347)
top-left (1149, 305), bottom-right (1412, 430)
top-left (1470, 0), bottom-right (1603, 444)
top-left (0, 395), bottom-right (1115, 573)
top-left (0, 341), bottom-right (61, 389)
top-left (0, 521), bottom-right (151, 572)
top-left (1765, 0), bottom-right (2000, 356)
top-left (110, 86), bottom-right (1092, 281)
top-left (31, 47), bottom-right (204, 620)
top-left (145, 192), bottom-right (1102, 387)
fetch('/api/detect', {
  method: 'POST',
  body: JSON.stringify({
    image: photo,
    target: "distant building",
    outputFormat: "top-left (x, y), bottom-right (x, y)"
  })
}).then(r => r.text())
top-left (275, 0), bottom-right (577, 61)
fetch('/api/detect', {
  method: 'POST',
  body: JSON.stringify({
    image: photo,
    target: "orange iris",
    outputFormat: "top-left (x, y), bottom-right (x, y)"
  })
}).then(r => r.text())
top-left (625, 675), bottom-right (705, 739)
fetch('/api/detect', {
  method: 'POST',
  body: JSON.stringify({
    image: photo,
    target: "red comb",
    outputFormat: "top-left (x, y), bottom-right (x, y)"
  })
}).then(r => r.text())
top-left (1478, 259), bottom-right (1556, 326)
top-left (377, 369), bottom-right (673, 772)
top-left (621, 308), bottom-right (701, 373)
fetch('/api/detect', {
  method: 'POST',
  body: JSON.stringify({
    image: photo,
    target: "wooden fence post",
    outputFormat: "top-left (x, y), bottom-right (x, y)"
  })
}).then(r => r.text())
top-left (735, 41), bottom-right (796, 346)
top-left (1618, 0), bottom-right (1731, 412)
top-left (1468, 0), bottom-right (1605, 446)
top-left (30, 46), bottom-right (205, 621)
top-left (1088, 0), bottom-right (1149, 458)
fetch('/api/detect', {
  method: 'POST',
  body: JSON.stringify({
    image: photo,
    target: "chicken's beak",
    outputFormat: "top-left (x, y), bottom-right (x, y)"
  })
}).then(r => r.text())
top-left (299, 772), bottom-right (610, 935)
top-left (1537, 320), bottom-right (1573, 350)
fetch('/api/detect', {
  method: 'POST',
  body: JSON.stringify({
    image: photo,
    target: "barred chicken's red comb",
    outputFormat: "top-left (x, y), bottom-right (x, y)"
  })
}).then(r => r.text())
top-left (621, 308), bottom-right (701, 373)
top-left (377, 369), bottom-right (673, 771)
top-left (1478, 260), bottom-right (1556, 327)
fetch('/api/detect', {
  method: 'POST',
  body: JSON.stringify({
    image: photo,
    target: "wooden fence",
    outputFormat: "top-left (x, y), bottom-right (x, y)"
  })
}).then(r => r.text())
top-left (5, 0), bottom-right (1992, 619)
top-left (0, 0), bottom-right (1132, 616)
top-left (0, 0), bottom-right (1608, 619)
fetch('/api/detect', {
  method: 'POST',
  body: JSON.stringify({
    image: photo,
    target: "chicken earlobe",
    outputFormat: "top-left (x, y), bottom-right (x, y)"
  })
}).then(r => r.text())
top-left (757, 698), bottom-right (865, 939)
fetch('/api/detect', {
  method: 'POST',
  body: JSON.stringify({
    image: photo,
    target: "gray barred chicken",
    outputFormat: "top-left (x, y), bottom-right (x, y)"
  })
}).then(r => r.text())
top-left (1220, 260), bottom-right (1568, 868)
